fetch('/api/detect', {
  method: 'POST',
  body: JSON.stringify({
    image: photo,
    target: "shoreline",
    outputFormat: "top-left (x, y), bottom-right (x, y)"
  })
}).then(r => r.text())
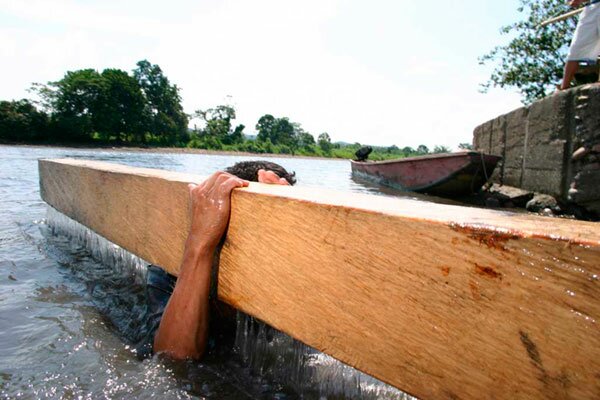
top-left (0, 143), bottom-right (343, 161)
top-left (3, 143), bottom-right (595, 221)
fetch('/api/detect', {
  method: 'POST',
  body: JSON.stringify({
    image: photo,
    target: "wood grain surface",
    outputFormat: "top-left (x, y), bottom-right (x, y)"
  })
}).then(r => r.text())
top-left (39, 158), bottom-right (600, 399)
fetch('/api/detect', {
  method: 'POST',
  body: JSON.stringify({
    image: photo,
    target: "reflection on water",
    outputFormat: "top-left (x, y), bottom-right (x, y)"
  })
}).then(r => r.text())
top-left (0, 145), bottom-right (422, 399)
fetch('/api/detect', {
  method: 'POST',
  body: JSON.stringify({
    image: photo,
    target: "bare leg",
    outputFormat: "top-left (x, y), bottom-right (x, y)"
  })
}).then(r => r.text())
top-left (560, 61), bottom-right (580, 90)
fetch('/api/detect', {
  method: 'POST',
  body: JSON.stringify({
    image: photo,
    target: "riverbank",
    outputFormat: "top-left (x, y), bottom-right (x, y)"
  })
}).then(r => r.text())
top-left (6, 143), bottom-right (596, 221)
top-left (0, 143), bottom-right (341, 161)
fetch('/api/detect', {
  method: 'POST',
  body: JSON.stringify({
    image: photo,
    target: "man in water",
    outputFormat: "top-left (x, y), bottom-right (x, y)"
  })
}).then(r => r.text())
top-left (559, 0), bottom-right (600, 90)
top-left (138, 161), bottom-right (295, 359)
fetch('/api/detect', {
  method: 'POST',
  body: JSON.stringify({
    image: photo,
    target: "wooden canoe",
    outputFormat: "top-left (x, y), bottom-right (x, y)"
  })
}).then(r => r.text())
top-left (39, 158), bottom-right (600, 400)
top-left (351, 152), bottom-right (501, 196)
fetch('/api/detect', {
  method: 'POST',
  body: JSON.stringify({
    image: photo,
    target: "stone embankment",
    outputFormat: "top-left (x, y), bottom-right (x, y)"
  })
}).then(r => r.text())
top-left (473, 83), bottom-right (600, 217)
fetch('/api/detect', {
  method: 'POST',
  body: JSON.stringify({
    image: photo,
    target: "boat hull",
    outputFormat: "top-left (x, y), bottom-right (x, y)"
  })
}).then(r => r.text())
top-left (350, 152), bottom-right (501, 196)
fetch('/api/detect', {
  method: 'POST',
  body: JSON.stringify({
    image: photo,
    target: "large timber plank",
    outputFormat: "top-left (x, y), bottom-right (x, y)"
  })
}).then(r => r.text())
top-left (39, 158), bottom-right (600, 400)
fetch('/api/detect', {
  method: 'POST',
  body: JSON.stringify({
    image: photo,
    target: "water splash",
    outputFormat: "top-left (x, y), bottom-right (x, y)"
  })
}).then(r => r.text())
top-left (46, 206), bottom-right (148, 285)
top-left (234, 313), bottom-right (414, 399)
top-left (47, 206), bottom-right (415, 399)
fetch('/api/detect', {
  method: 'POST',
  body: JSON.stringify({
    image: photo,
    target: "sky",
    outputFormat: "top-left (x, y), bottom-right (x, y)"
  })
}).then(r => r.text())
top-left (0, 0), bottom-right (525, 149)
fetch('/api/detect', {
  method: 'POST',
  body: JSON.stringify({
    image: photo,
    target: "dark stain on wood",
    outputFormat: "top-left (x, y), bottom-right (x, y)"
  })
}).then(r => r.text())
top-left (475, 264), bottom-right (502, 280)
top-left (520, 330), bottom-right (543, 371)
top-left (441, 266), bottom-right (451, 276)
top-left (519, 330), bottom-right (572, 396)
top-left (443, 390), bottom-right (461, 400)
top-left (450, 224), bottom-right (519, 251)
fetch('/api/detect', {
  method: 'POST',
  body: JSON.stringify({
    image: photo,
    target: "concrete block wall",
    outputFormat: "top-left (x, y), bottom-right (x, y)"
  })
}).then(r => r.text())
top-left (473, 83), bottom-right (600, 213)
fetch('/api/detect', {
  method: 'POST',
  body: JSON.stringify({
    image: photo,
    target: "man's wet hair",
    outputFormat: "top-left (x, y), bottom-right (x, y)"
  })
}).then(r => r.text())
top-left (225, 161), bottom-right (297, 185)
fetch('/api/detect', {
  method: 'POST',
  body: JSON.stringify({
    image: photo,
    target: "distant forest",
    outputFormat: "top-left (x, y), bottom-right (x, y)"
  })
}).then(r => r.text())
top-left (0, 60), bottom-right (472, 160)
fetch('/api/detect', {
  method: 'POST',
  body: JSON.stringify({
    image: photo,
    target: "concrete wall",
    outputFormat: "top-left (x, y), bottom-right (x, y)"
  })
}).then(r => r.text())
top-left (473, 83), bottom-right (600, 214)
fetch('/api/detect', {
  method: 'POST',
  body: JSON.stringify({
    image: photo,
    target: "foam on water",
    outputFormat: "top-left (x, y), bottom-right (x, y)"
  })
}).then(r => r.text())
top-left (46, 205), bottom-right (414, 400)
top-left (47, 206), bottom-right (149, 286)
top-left (235, 314), bottom-right (413, 400)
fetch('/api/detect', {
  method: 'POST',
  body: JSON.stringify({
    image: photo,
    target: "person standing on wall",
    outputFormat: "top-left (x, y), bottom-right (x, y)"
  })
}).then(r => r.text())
top-left (559, 0), bottom-right (600, 90)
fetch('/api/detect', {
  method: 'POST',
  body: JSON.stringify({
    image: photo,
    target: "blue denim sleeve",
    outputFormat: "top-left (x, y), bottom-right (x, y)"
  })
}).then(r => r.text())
top-left (135, 265), bottom-right (177, 359)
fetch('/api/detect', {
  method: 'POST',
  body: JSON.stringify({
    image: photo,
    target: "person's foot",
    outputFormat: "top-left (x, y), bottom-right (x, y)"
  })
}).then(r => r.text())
top-left (555, 84), bottom-right (569, 93)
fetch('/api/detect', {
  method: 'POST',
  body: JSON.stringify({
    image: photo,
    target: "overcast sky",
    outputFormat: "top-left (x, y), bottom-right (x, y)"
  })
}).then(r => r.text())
top-left (0, 0), bottom-right (524, 148)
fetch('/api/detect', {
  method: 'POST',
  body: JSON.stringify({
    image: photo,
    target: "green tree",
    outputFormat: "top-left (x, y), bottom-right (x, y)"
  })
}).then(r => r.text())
top-left (318, 132), bottom-right (332, 153)
top-left (480, 0), bottom-right (577, 103)
top-left (433, 145), bottom-right (452, 153)
top-left (402, 146), bottom-right (416, 155)
top-left (229, 124), bottom-right (245, 145)
top-left (95, 69), bottom-right (146, 142)
top-left (195, 105), bottom-right (235, 137)
top-left (386, 145), bottom-right (400, 153)
top-left (256, 114), bottom-right (276, 142)
top-left (194, 105), bottom-right (244, 145)
top-left (255, 114), bottom-right (298, 149)
top-left (34, 67), bottom-right (149, 142)
top-left (416, 144), bottom-right (429, 154)
top-left (0, 99), bottom-right (48, 142)
top-left (297, 130), bottom-right (316, 150)
top-left (272, 117), bottom-right (296, 147)
top-left (458, 142), bottom-right (474, 150)
top-left (44, 69), bottom-right (104, 141)
top-left (133, 60), bottom-right (188, 143)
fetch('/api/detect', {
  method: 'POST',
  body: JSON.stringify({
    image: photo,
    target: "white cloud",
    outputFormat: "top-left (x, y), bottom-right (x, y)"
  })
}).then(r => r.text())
top-left (0, 0), bottom-right (522, 148)
top-left (0, 0), bottom-right (169, 37)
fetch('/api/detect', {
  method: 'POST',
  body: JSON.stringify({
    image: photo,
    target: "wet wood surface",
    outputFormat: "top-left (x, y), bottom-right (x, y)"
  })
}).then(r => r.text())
top-left (39, 158), bottom-right (600, 399)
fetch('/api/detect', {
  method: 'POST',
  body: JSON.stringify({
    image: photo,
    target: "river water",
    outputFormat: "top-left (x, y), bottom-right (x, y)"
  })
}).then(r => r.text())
top-left (0, 145), bottom-right (418, 399)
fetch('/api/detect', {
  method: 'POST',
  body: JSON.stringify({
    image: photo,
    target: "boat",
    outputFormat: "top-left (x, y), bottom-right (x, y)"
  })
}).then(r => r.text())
top-left (350, 151), bottom-right (502, 196)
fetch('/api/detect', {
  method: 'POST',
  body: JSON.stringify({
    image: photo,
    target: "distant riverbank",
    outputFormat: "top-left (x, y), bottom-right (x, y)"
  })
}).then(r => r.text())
top-left (0, 143), bottom-right (341, 161)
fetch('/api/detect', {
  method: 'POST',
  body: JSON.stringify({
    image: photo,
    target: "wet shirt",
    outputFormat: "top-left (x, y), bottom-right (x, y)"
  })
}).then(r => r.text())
top-left (134, 265), bottom-right (177, 358)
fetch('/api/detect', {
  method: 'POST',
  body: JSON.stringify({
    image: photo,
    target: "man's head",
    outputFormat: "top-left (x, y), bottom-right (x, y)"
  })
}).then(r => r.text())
top-left (225, 161), bottom-right (297, 185)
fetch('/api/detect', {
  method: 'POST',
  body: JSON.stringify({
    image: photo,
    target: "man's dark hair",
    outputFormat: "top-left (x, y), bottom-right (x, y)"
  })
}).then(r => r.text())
top-left (225, 161), bottom-right (297, 185)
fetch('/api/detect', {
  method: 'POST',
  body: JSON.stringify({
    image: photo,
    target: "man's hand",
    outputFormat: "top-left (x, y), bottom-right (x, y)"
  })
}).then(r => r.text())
top-left (154, 171), bottom-right (247, 359)
top-left (257, 169), bottom-right (290, 185)
top-left (569, 0), bottom-right (585, 7)
top-left (154, 168), bottom-right (289, 360)
top-left (186, 171), bottom-right (249, 254)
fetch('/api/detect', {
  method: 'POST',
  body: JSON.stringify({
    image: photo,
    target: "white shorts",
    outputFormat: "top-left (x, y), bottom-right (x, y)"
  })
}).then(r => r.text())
top-left (567, 3), bottom-right (600, 62)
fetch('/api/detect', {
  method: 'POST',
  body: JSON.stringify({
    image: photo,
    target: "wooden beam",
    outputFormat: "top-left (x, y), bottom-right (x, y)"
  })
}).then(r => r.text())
top-left (539, 8), bottom-right (583, 28)
top-left (39, 158), bottom-right (600, 399)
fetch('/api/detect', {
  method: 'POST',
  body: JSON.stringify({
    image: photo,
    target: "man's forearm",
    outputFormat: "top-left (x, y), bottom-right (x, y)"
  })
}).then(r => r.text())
top-left (152, 172), bottom-right (249, 359)
top-left (153, 242), bottom-right (214, 359)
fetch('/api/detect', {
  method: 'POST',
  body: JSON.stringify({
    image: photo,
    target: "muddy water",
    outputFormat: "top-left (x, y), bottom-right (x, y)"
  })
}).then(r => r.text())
top-left (0, 145), bottom-right (417, 399)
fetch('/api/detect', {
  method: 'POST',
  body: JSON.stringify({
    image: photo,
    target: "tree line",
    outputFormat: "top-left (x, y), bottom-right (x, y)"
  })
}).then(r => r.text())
top-left (4, 60), bottom-right (189, 144)
top-left (0, 60), bottom-right (461, 160)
